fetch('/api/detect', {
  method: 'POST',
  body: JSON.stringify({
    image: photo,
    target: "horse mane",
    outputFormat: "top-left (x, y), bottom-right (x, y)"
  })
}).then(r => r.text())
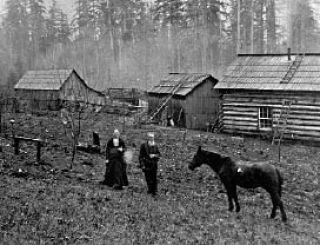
top-left (221, 155), bottom-right (234, 165)
top-left (198, 149), bottom-right (229, 170)
top-left (201, 150), bottom-right (237, 172)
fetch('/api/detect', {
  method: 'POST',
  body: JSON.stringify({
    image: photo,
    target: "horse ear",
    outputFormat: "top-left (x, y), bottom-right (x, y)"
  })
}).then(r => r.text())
top-left (198, 146), bottom-right (202, 152)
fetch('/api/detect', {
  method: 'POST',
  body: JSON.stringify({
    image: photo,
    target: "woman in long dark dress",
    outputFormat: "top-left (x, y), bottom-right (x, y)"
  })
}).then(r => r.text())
top-left (102, 129), bottom-right (129, 190)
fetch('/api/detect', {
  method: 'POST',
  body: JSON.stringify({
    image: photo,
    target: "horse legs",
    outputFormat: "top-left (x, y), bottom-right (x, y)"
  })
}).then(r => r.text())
top-left (270, 192), bottom-right (287, 222)
top-left (226, 191), bottom-right (234, 212)
top-left (234, 192), bottom-right (240, 212)
top-left (230, 185), bottom-right (240, 212)
top-left (270, 195), bottom-right (277, 219)
top-left (225, 184), bottom-right (240, 212)
top-left (278, 199), bottom-right (287, 222)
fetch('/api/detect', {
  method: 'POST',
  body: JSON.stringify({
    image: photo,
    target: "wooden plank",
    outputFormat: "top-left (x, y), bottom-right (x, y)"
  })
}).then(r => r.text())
top-left (286, 125), bottom-right (320, 132)
top-left (222, 106), bottom-right (258, 113)
top-left (15, 136), bottom-right (43, 142)
top-left (223, 125), bottom-right (258, 131)
top-left (223, 111), bottom-right (257, 116)
top-left (287, 129), bottom-right (320, 136)
top-left (223, 102), bottom-right (320, 111)
top-left (287, 135), bottom-right (320, 142)
top-left (223, 116), bottom-right (257, 122)
top-left (273, 110), bottom-right (320, 117)
top-left (224, 97), bottom-right (280, 105)
top-left (223, 92), bottom-right (320, 100)
top-left (223, 93), bottom-right (320, 105)
top-left (223, 96), bottom-right (320, 107)
top-left (273, 113), bottom-right (320, 122)
top-left (223, 120), bottom-right (258, 127)
top-left (273, 111), bottom-right (305, 118)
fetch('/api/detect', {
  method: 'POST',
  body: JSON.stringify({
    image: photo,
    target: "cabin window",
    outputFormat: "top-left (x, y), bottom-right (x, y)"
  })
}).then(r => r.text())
top-left (259, 107), bottom-right (273, 129)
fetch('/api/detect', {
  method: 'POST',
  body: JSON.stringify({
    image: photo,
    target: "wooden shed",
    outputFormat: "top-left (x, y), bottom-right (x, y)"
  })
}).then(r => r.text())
top-left (14, 69), bottom-right (106, 110)
top-left (215, 53), bottom-right (320, 142)
top-left (148, 73), bottom-right (219, 129)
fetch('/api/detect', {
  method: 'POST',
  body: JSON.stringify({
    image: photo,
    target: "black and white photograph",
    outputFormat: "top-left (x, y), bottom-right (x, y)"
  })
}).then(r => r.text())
top-left (0, 0), bottom-right (319, 244)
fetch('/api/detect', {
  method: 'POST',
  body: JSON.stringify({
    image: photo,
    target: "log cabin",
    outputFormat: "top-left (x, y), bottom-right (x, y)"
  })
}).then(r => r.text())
top-left (215, 53), bottom-right (320, 141)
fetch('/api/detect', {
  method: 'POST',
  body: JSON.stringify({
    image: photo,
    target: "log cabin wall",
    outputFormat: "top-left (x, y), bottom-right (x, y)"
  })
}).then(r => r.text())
top-left (220, 90), bottom-right (320, 141)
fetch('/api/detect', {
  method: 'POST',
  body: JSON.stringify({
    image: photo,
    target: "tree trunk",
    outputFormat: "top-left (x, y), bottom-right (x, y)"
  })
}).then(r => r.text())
top-left (257, 1), bottom-right (265, 53)
top-left (266, 0), bottom-right (276, 53)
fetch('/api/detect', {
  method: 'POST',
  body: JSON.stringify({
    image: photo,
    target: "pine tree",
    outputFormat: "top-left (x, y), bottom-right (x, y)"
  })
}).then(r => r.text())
top-left (46, 0), bottom-right (59, 45)
top-left (153, 0), bottom-right (186, 72)
top-left (266, 0), bottom-right (276, 52)
top-left (28, 0), bottom-right (47, 62)
top-left (73, 0), bottom-right (91, 38)
top-left (57, 10), bottom-right (71, 44)
top-left (289, 0), bottom-right (320, 52)
top-left (3, 0), bottom-right (29, 61)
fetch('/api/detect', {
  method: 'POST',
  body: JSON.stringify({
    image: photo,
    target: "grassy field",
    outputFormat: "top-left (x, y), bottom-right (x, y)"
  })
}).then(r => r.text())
top-left (0, 112), bottom-right (319, 244)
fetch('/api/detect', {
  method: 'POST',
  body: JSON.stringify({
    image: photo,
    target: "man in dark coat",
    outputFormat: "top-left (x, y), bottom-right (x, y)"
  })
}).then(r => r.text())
top-left (102, 129), bottom-right (129, 190)
top-left (139, 132), bottom-right (160, 196)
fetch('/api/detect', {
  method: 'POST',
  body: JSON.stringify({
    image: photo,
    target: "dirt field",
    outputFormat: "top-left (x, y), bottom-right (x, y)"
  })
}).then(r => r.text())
top-left (0, 112), bottom-right (319, 244)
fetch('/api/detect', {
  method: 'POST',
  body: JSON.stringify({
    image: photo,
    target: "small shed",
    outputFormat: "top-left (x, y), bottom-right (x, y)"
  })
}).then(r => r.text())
top-left (215, 53), bottom-right (320, 141)
top-left (15, 69), bottom-right (106, 110)
top-left (148, 73), bottom-right (219, 129)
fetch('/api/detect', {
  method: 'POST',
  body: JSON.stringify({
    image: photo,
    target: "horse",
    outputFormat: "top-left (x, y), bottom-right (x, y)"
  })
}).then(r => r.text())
top-left (189, 146), bottom-right (287, 222)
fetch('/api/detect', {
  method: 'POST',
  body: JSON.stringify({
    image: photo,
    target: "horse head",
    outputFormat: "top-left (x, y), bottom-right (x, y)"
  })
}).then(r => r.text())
top-left (189, 146), bottom-right (227, 172)
top-left (189, 146), bottom-right (205, 170)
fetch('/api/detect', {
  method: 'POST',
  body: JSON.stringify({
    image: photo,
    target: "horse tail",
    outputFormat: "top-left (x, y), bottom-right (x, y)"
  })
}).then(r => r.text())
top-left (276, 168), bottom-right (283, 197)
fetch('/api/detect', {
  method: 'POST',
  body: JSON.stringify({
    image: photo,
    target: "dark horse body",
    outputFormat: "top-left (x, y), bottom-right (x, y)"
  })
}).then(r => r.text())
top-left (189, 147), bottom-right (287, 222)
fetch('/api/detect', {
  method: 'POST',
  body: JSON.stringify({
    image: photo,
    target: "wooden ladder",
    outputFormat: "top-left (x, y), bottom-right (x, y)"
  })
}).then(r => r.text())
top-left (149, 83), bottom-right (183, 121)
top-left (272, 100), bottom-right (292, 145)
top-left (281, 55), bottom-right (304, 84)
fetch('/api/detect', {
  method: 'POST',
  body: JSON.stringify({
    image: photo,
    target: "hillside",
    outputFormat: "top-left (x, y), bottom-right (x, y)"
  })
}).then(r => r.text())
top-left (0, 111), bottom-right (319, 244)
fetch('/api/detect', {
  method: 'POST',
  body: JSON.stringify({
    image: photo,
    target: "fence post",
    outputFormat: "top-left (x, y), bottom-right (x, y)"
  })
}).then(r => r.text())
top-left (36, 141), bottom-right (41, 162)
top-left (14, 137), bottom-right (19, 155)
top-left (0, 103), bottom-right (2, 134)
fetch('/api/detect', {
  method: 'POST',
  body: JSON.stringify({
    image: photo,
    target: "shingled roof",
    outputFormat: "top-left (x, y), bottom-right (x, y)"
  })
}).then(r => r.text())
top-left (148, 73), bottom-right (216, 97)
top-left (15, 69), bottom-right (79, 90)
top-left (215, 54), bottom-right (320, 92)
